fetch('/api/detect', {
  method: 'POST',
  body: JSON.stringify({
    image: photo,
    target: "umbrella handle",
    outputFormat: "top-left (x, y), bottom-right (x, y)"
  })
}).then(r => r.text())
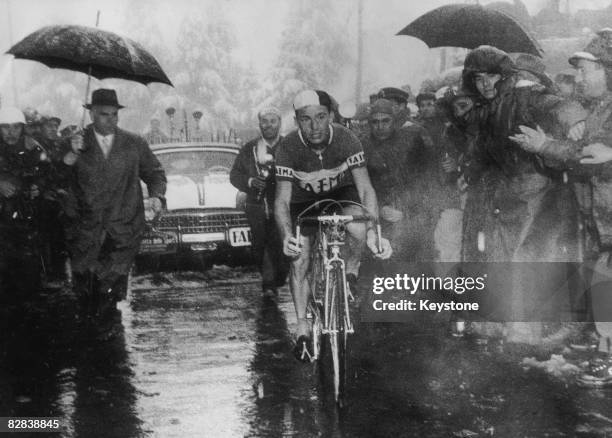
top-left (80, 11), bottom-right (100, 130)
top-left (80, 65), bottom-right (93, 130)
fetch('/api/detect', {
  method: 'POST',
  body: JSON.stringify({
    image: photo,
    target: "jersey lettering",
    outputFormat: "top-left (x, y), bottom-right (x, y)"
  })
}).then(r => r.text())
top-left (294, 163), bottom-right (349, 194)
top-left (275, 165), bottom-right (294, 178)
top-left (346, 151), bottom-right (365, 168)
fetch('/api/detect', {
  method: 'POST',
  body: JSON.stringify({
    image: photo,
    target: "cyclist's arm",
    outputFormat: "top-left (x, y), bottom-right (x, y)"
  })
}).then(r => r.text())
top-left (274, 179), bottom-right (294, 242)
top-left (350, 166), bottom-right (379, 224)
top-left (352, 166), bottom-right (392, 258)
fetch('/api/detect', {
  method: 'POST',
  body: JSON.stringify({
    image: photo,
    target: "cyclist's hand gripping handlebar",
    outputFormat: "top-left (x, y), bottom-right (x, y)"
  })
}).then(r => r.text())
top-left (296, 214), bottom-right (391, 258)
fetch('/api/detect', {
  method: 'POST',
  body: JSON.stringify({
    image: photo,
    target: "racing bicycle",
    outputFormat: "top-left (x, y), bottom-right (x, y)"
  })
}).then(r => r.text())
top-left (295, 200), bottom-right (382, 407)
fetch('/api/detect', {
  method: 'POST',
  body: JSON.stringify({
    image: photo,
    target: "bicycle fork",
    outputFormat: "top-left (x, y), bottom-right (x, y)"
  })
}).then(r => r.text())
top-left (323, 245), bottom-right (354, 336)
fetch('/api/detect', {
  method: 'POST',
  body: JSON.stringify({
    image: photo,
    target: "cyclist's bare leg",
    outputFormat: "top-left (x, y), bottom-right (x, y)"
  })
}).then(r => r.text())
top-left (342, 204), bottom-right (366, 278)
top-left (289, 234), bottom-right (313, 337)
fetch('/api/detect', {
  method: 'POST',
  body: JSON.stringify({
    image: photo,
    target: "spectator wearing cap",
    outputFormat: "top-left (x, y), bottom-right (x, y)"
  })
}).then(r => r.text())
top-left (41, 116), bottom-right (61, 141)
top-left (360, 98), bottom-right (425, 260)
top-left (230, 106), bottom-right (289, 298)
top-left (39, 116), bottom-right (69, 163)
top-left (377, 87), bottom-right (412, 128)
top-left (37, 115), bottom-right (73, 286)
top-left (64, 88), bottom-right (166, 322)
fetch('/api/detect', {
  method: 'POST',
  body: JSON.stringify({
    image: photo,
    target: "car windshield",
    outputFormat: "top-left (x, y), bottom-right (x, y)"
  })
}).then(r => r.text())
top-left (155, 149), bottom-right (239, 210)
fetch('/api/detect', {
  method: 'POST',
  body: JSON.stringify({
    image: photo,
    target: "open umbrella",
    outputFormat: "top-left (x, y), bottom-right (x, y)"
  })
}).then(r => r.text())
top-left (7, 25), bottom-right (172, 86)
top-left (8, 23), bottom-right (173, 128)
top-left (397, 4), bottom-right (543, 57)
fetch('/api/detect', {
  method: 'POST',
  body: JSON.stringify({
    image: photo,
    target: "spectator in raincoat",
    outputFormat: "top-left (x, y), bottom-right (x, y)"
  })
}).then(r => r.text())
top-left (461, 45), bottom-right (585, 344)
top-left (511, 31), bottom-right (612, 375)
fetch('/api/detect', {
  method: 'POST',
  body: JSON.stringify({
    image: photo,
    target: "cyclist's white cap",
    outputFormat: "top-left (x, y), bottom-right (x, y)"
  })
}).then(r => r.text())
top-left (293, 89), bottom-right (332, 111)
top-left (0, 107), bottom-right (26, 125)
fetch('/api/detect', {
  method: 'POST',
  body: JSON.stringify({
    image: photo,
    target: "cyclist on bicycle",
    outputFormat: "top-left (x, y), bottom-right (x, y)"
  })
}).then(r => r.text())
top-left (274, 89), bottom-right (392, 361)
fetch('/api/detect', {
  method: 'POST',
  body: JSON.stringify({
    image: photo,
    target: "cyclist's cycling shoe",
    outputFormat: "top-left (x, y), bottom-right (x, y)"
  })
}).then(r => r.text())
top-left (293, 335), bottom-right (314, 363)
top-left (578, 356), bottom-right (612, 387)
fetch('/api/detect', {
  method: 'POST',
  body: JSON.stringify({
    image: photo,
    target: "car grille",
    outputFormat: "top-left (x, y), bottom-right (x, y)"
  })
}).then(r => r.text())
top-left (158, 211), bottom-right (249, 234)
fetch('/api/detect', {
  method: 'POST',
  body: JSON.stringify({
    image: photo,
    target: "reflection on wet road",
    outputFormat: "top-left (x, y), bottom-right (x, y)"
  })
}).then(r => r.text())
top-left (1, 267), bottom-right (612, 437)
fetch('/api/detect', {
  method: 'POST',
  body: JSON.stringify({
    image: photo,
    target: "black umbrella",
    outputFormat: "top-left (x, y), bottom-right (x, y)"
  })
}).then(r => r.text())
top-left (397, 4), bottom-right (543, 57)
top-left (7, 25), bottom-right (173, 86)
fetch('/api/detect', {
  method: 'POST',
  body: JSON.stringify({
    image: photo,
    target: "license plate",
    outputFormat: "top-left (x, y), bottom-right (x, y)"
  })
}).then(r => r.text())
top-left (229, 227), bottom-right (251, 247)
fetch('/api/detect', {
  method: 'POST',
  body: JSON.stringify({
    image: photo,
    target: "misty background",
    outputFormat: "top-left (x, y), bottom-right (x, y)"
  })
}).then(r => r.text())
top-left (0, 0), bottom-right (611, 138)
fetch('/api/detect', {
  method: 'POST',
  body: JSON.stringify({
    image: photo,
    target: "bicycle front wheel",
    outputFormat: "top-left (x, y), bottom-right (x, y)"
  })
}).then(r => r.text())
top-left (329, 263), bottom-right (349, 407)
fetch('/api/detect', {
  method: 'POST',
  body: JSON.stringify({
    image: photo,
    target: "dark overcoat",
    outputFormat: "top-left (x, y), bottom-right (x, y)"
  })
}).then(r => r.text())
top-left (67, 125), bottom-right (166, 275)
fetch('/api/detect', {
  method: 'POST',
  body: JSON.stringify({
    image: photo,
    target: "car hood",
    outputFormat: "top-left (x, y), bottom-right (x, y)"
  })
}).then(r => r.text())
top-left (166, 173), bottom-right (238, 210)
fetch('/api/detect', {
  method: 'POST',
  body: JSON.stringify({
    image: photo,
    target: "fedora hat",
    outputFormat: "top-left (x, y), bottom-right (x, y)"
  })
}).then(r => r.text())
top-left (83, 88), bottom-right (125, 109)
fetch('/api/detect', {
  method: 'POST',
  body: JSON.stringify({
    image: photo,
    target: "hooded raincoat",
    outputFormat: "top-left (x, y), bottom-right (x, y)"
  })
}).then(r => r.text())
top-left (461, 46), bottom-right (580, 334)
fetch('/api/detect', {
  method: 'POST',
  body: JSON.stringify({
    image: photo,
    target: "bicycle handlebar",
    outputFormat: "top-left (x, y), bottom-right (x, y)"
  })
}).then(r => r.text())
top-left (297, 214), bottom-right (374, 224)
top-left (295, 213), bottom-right (383, 253)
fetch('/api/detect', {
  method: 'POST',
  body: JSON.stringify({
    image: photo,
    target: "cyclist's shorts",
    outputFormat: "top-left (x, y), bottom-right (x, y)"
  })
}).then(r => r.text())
top-left (290, 185), bottom-right (361, 237)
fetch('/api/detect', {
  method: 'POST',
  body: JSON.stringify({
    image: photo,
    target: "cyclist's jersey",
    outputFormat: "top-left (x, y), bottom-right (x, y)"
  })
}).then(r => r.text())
top-left (275, 124), bottom-right (366, 203)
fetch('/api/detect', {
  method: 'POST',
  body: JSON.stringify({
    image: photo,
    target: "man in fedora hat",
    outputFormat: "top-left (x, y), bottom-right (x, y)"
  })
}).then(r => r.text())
top-left (66, 88), bottom-right (166, 322)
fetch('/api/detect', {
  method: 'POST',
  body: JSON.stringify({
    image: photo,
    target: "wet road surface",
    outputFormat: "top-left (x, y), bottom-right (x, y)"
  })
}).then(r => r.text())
top-left (1, 265), bottom-right (612, 437)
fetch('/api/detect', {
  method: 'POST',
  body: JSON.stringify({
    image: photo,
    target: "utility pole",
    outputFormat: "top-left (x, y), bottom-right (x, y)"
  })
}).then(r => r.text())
top-left (354, 0), bottom-right (363, 103)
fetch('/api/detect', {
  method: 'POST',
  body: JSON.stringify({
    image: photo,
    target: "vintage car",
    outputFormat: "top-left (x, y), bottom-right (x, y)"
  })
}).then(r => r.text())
top-left (138, 142), bottom-right (251, 264)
